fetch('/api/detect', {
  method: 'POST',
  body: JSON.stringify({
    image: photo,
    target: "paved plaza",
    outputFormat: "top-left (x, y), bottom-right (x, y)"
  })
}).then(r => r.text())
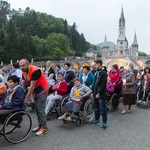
top-left (0, 102), bottom-right (150, 150)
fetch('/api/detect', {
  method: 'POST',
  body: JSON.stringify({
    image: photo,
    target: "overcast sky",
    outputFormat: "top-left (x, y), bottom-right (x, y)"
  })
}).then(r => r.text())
top-left (8, 0), bottom-right (150, 54)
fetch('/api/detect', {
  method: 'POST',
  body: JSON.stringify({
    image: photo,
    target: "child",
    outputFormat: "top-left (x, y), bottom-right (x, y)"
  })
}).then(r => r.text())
top-left (45, 73), bottom-right (55, 87)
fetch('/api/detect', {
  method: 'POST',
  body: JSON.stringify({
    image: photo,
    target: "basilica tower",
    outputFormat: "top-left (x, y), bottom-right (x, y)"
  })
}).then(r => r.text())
top-left (117, 7), bottom-right (128, 57)
top-left (102, 34), bottom-right (109, 58)
top-left (131, 32), bottom-right (138, 58)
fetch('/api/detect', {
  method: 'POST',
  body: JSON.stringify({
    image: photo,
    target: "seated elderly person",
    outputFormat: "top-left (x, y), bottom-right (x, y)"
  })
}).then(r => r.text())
top-left (0, 75), bottom-right (26, 115)
top-left (58, 78), bottom-right (92, 121)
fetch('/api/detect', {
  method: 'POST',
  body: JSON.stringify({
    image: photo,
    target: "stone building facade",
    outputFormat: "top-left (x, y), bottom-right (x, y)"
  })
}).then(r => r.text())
top-left (102, 7), bottom-right (138, 59)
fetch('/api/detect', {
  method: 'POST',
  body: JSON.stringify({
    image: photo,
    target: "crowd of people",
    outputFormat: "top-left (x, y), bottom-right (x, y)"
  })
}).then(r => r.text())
top-left (0, 58), bottom-right (149, 137)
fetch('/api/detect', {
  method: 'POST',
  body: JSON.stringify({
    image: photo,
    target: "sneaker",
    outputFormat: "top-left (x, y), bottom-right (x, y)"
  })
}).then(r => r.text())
top-left (143, 101), bottom-right (146, 104)
top-left (66, 116), bottom-right (72, 121)
top-left (127, 109), bottom-right (131, 113)
top-left (102, 123), bottom-right (108, 129)
top-left (90, 120), bottom-right (100, 125)
top-left (58, 113), bottom-right (66, 120)
top-left (121, 110), bottom-right (126, 114)
top-left (35, 127), bottom-right (48, 136)
top-left (32, 125), bottom-right (39, 132)
top-left (138, 100), bottom-right (142, 103)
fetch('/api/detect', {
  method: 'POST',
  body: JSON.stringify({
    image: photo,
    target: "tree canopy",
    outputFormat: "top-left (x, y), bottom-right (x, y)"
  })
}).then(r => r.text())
top-left (0, 1), bottom-right (96, 63)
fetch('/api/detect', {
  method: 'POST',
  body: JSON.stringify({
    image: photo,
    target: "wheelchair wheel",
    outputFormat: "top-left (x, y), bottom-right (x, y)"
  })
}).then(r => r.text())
top-left (3, 111), bottom-right (32, 144)
top-left (137, 103), bottom-right (140, 107)
top-left (83, 99), bottom-right (94, 123)
top-left (62, 119), bottom-right (67, 124)
top-left (110, 93), bottom-right (119, 111)
top-left (50, 100), bottom-right (60, 118)
top-left (77, 119), bottom-right (82, 127)
top-left (59, 95), bottom-right (69, 115)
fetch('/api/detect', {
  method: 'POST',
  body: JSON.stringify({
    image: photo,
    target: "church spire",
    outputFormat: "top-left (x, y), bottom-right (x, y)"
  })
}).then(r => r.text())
top-left (102, 34), bottom-right (109, 58)
top-left (132, 32), bottom-right (138, 46)
top-left (103, 34), bottom-right (109, 48)
top-left (131, 32), bottom-right (138, 58)
top-left (117, 6), bottom-right (128, 52)
top-left (119, 7), bottom-right (125, 26)
top-left (104, 34), bottom-right (107, 43)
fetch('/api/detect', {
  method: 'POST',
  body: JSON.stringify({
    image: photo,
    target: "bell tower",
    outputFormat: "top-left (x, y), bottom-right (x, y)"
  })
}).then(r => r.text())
top-left (131, 32), bottom-right (138, 58)
top-left (117, 7), bottom-right (128, 57)
top-left (102, 34), bottom-right (109, 58)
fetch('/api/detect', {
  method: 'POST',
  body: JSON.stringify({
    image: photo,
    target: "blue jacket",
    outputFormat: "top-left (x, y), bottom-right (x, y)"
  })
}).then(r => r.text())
top-left (0, 95), bottom-right (6, 105)
top-left (1, 87), bottom-right (26, 112)
top-left (79, 72), bottom-right (94, 88)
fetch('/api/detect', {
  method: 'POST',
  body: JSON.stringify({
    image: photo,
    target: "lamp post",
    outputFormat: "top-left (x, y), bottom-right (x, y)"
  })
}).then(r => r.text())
top-left (1, 61), bottom-right (3, 66)
top-left (10, 60), bottom-right (13, 66)
top-left (31, 58), bottom-right (33, 64)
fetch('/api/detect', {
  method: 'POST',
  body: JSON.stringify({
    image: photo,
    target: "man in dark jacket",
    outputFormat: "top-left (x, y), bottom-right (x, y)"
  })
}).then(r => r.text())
top-left (64, 62), bottom-right (75, 92)
top-left (91, 59), bottom-right (108, 129)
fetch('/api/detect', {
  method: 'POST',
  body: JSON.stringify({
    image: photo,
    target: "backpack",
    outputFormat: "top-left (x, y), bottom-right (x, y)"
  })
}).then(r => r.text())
top-left (0, 84), bottom-right (7, 98)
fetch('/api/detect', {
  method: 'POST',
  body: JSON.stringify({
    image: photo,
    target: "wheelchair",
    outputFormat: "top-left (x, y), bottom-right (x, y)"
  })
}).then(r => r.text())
top-left (59, 95), bottom-right (94, 127)
top-left (136, 86), bottom-right (150, 108)
top-left (0, 111), bottom-right (32, 144)
top-left (105, 91), bottom-right (119, 111)
top-left (47, 94), bottom-right (70, 119)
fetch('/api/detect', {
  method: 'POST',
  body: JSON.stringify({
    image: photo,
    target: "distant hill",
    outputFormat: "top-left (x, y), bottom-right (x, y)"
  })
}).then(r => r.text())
top-left (97, 41), bottom-right (116, 51)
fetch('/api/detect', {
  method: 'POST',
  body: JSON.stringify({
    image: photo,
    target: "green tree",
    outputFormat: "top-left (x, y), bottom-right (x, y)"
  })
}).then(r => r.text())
top-left (4, 20), bottom-right (18, 62)
top-left (52, 47), bottom-right (64, 60)
top-left (0, 5), bottom-right (95, 62)
top-left (0, 29), bottom-right (6, 60)
top-left (45, 33), bottom-right (71, 58)
top-left (64, 19), bottom-right (70, 37)
top-left (70, 23), bottom-right (81, 53)
top-left (0, 0), bottom-right (10, 29)
top-left (138, 51), bottom-right (147, 56)
top-left (80, 33), bottom-right (87, 52)
top-left (32, 35), bottom-right (46, 57)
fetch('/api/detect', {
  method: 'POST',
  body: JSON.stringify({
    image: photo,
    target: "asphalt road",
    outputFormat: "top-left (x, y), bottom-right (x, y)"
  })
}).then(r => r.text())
top-left (0, 102), bottom-right (150, 150)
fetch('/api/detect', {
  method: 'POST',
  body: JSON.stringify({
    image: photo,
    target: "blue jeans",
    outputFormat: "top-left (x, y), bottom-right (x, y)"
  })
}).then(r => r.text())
top-left (93, 98), bottom-right (107, 123)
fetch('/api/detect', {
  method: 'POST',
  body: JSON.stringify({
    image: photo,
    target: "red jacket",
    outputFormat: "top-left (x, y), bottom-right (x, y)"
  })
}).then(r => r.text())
top-left (52, 81), bottom-right (68, 96)
top-left (109, 69), bottom-right (122, 88)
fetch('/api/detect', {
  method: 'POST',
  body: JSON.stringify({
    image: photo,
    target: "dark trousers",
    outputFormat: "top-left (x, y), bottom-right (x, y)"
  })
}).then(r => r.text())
top-left (0, 109), bottom-right (11, 115)
top-left (139, 88), bottom-right (149, 101)
top-left (114, 88), bottom-right (122, 98)
top-left (34, 92), bottom-right (48, 129)
top-left (0, 109), bottom-right (12, 124)
top-left (93, 98), bottom-right (107, 123)
top-left (113, 88), bottom-right (122, 108)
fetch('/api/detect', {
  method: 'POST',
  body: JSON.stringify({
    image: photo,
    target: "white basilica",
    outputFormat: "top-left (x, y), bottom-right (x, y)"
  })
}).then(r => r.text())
top-left (102, 7), bottom-right (138, 59)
